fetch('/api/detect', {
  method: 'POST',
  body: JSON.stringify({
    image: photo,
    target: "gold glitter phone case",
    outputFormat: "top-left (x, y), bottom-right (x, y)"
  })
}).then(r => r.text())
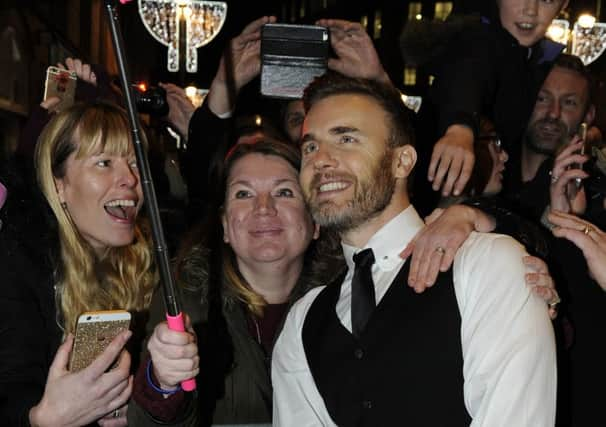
top-left (69, 310), bottom-right (131, 372)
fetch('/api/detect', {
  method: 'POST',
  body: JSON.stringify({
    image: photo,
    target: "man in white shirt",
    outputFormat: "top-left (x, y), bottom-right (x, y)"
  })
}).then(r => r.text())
top-left (272, 73), bottom-right (556, 426)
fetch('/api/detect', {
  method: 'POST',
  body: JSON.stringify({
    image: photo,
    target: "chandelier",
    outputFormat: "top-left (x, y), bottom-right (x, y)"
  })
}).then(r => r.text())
top-left (138, 0), bottom-right (227, 72)
top-left (546, 14), bottom-right (606, 65)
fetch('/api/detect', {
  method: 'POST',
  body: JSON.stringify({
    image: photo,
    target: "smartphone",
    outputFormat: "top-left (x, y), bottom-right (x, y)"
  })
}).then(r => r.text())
top-left (260, 23), bottom-right (330, 99)
top-left (69, 310), bottom-right (131, 372)
top-left (43, 66), bottom-right (77, 111)
top-left (574, 122), bottom-right (588, 188)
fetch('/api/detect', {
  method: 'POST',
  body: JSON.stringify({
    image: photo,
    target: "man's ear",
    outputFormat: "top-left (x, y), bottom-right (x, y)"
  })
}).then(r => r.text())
top-left (393, 145), bottom-right (417, 179)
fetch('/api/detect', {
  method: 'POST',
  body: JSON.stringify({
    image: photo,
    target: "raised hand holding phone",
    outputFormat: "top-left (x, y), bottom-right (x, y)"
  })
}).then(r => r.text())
top-left (43, 66), bottom-right (77, 112)
top-left (549, 134), bottom-right (588, 215)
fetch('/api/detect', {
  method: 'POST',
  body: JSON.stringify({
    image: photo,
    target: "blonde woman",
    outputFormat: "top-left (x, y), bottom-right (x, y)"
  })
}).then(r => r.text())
top-left (0, 101), bottom-right (156, 426)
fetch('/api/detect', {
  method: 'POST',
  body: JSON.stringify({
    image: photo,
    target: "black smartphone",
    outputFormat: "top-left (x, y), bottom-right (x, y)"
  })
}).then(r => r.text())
top-left (260, 23), bottom-right (330, 99)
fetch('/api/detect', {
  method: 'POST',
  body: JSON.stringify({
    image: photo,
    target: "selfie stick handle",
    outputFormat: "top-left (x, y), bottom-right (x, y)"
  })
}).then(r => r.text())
top-left (103, 0), bottom-right (195, 392)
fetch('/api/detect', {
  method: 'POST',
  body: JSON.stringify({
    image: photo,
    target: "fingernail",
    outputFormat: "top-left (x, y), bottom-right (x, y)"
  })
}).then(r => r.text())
top-left (453, 190), bottom-right (460, 196)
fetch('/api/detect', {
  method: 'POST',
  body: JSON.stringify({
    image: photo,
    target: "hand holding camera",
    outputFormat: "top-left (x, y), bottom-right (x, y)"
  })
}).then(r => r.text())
top-left (158, 82), bottom-right (196, 139)
top-left (549, 135), bottom-right (589, 215)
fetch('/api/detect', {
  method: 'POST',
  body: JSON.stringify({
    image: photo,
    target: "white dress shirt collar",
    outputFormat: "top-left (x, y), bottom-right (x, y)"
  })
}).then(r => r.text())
top-left (342, 205), bottom-right (424, 272)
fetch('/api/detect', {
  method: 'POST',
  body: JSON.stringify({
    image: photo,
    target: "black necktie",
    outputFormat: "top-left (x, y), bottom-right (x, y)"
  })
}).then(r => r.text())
top-left (351, 248), bottom-right (376, 338)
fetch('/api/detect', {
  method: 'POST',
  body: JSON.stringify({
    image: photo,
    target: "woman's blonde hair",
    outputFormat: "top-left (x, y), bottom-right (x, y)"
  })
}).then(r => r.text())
top-left (34, 101), bottom-right (156, 333)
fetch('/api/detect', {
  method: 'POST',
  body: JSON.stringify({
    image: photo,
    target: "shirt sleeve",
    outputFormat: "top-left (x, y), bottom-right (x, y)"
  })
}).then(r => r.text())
top-left (271, 287), bottom-right (337, 427)
top-left (454, 233), bottom-right (557, 427)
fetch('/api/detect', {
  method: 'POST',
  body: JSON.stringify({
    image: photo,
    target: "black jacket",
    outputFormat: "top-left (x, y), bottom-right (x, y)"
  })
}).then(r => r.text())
top-left (410, 17), bottom-right (563, 214)
top-left (0, 172), bottom-right (60, 426)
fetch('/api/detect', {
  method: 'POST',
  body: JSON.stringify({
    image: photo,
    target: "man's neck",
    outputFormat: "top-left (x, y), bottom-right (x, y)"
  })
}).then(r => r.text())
top-left (341, 197), bottom-right (409, 248)
top-left (521, 144), bottom-right (549, 183)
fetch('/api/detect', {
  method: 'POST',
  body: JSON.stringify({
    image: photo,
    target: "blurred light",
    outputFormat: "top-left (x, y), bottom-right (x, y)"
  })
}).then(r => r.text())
top-left (360, 15), bottom-right (368, 29)
top-left (415, 14), bottom-right (422, 20)
top-left (373, 10), bottom-right (382, 39)
top-left (185, 85), bottom-right (197, 98)
top-left (578, 14), bottom-right (596, 28)
top-left (400, 93), bottom-right (422, 113)
top-left (166, 126), bottom-right (182, 149)
top-left (546, 17), bottom-right (606, 65)
top-left (137, 82), bottom-right (147, 92)
top-left (255, 115), bottom-right (262, 126)
top-left (182, 6), bottom-right (193, 18)
top-left (547, 22), bottom-right (567, 41)
top-left (183, 86), bottom-right (208, 108)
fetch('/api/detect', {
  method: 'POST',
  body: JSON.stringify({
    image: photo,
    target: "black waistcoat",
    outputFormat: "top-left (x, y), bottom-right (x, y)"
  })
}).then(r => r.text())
top-left (302, 261), bottom-right (471, 427)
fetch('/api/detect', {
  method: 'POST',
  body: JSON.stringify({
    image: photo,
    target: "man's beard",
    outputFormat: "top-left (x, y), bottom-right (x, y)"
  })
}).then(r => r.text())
top-left (306, 150), bottom-right (396, 233)
top-left (524, 117), bottom-right (571, 156)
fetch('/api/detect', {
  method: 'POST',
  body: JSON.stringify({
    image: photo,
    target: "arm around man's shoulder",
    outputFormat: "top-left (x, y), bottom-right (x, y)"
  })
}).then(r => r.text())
top-left (454, 232), bottom-right (556, 426)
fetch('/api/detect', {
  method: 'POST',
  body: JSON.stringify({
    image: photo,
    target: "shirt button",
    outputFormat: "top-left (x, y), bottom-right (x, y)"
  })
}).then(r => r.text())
top-left (354, 348), bottom-right (364, 359)
top-left (362, 400), bottom-right (372, 409)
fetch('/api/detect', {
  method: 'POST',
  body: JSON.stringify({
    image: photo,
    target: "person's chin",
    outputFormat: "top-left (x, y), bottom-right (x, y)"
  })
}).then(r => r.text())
top-left (513, 31), bottom-right (541, 48)
top-left (103, 227), bottom-right (136, 248)
top-left (251, 248), bottom-right (287, 263)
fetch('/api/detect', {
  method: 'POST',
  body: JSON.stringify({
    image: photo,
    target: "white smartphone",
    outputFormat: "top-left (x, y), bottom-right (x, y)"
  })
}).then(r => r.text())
top-left (43, 66), bottom-right (77, 111)
top-left (68, 310), bottom-right (131, 372)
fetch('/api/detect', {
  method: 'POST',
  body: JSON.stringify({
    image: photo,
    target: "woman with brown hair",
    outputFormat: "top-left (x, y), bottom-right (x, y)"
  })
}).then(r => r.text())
top-left (129, 138), bottom-right (326, 426)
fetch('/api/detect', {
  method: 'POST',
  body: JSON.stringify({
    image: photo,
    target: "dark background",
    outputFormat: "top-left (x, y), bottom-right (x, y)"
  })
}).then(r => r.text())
top-left (1, 0), bottom-right (604, 156)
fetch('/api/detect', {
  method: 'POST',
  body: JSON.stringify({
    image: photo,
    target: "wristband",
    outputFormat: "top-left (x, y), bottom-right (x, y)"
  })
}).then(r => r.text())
top-left (146, 359), bottom-right (182, 395)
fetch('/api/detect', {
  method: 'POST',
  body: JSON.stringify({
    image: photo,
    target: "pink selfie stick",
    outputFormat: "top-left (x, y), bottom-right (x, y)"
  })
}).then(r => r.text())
top-left (166, 313), bottom-right (196, 391)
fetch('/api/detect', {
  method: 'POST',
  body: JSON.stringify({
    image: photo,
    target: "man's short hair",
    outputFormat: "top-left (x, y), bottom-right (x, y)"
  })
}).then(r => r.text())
top-left (303, 72), bottom-right (415, 148)
top-left (553, 53), bottom-right (595, 109)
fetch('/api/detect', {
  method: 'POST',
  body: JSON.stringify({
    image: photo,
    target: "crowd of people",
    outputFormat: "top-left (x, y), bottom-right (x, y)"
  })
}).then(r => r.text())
top-left (1, 0), bottom-right (604, 426)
